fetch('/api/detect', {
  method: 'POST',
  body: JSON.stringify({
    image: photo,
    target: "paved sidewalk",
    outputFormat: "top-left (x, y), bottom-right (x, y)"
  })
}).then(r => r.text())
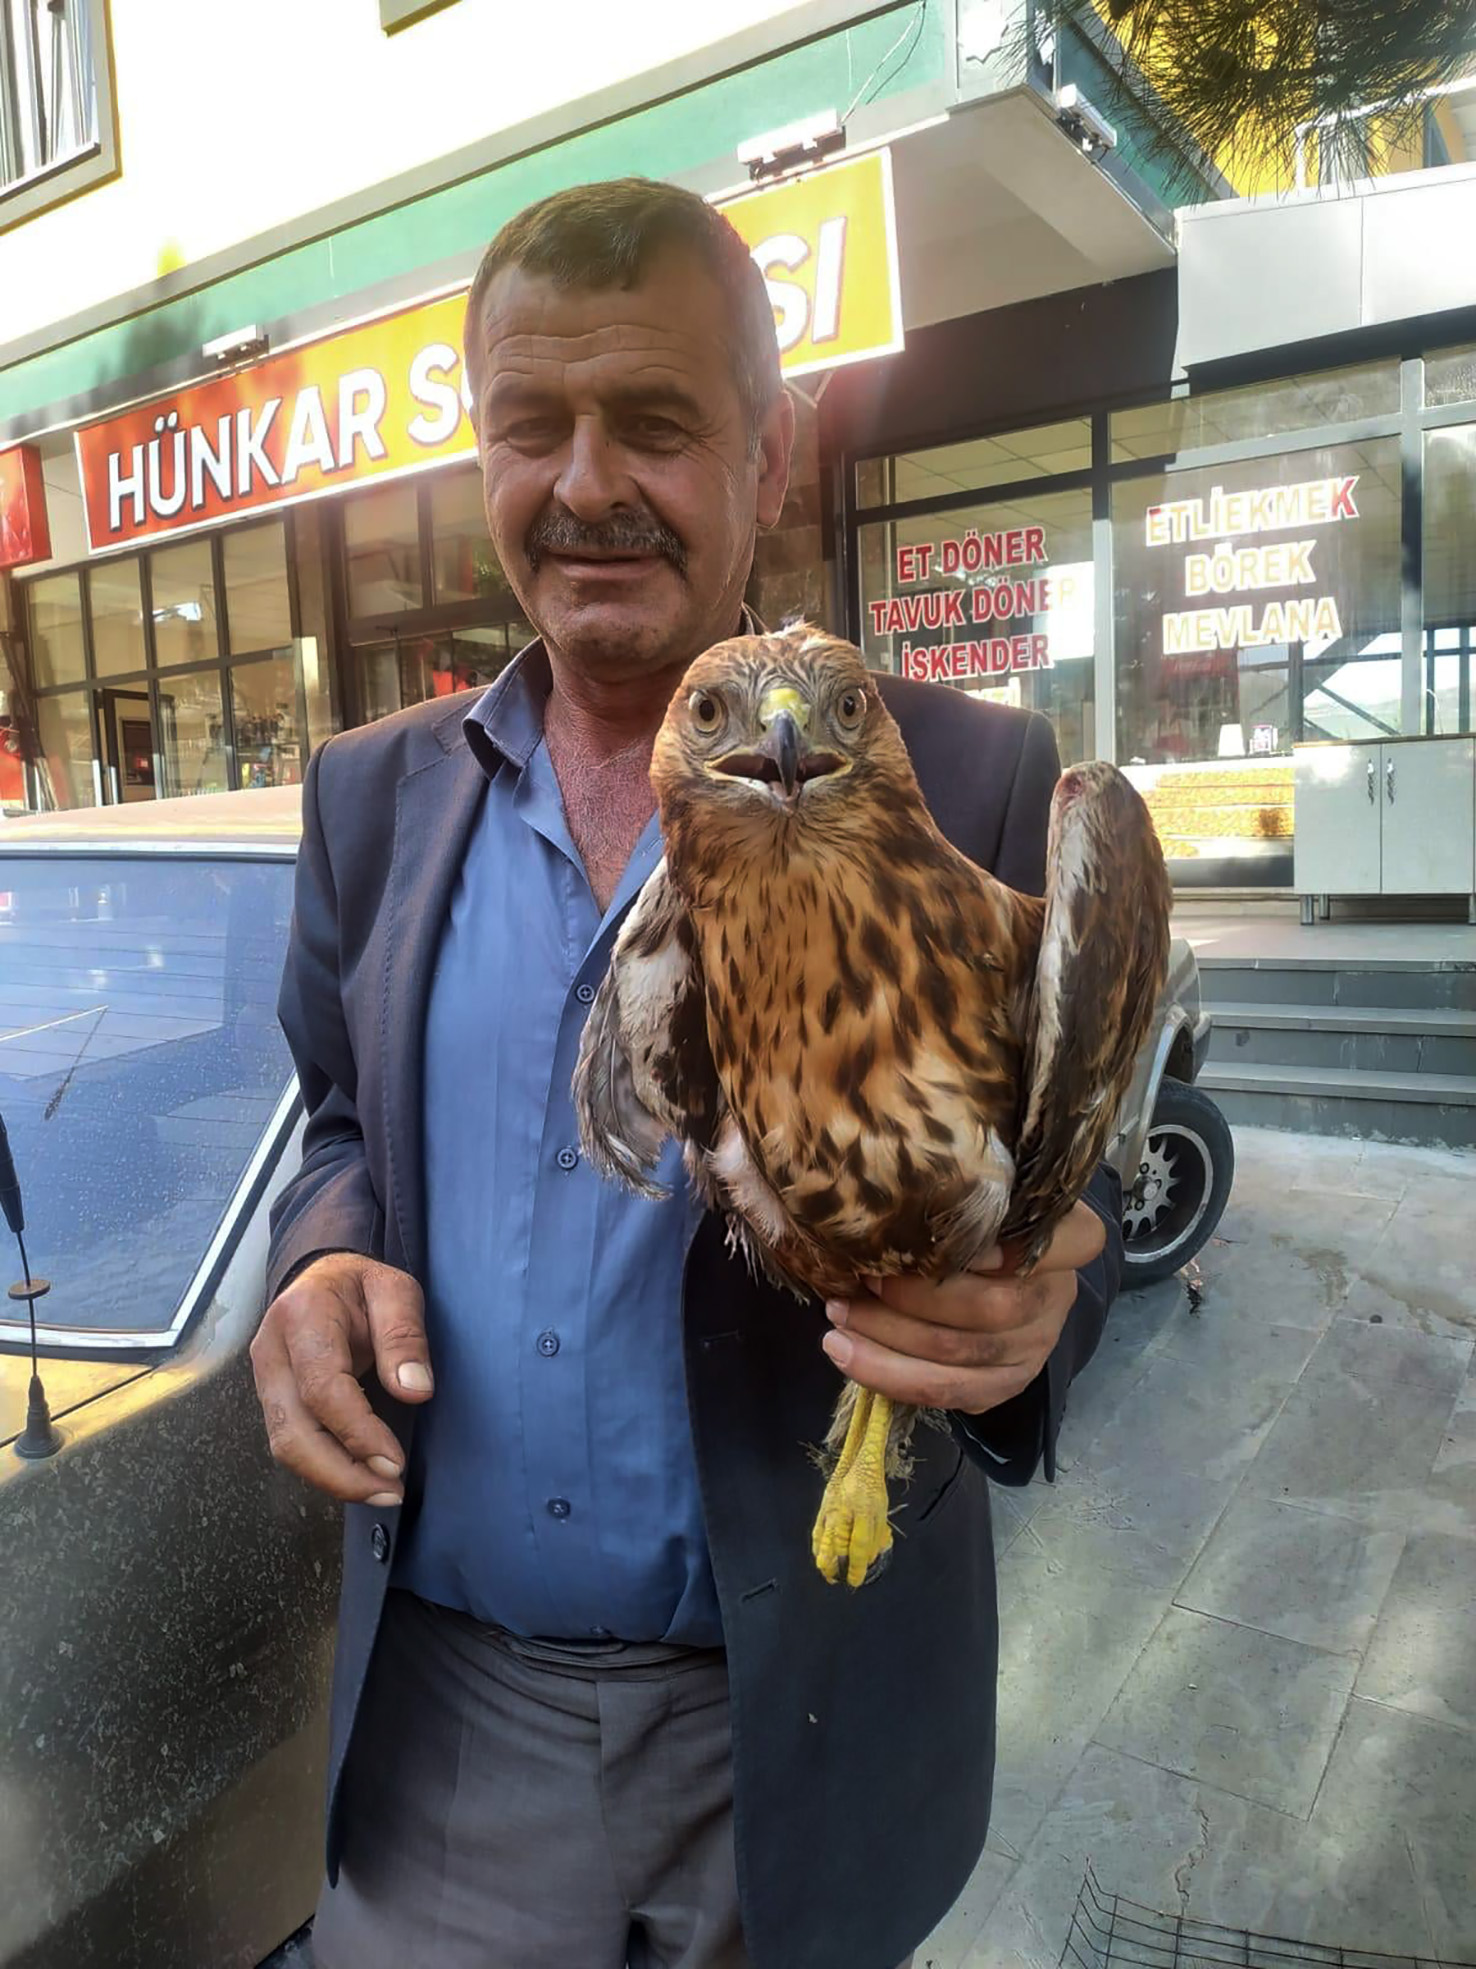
top-left (922, 1126), bottom-right (1476, 1967)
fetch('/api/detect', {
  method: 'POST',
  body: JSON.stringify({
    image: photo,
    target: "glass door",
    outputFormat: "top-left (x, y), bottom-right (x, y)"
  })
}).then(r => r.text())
top-left (97, 686), bottom-right (156, 805)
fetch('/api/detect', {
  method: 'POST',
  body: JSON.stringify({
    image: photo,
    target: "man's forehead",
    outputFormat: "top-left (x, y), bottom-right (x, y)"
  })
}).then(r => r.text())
top-left (476, 254), bottom-right (732, 387)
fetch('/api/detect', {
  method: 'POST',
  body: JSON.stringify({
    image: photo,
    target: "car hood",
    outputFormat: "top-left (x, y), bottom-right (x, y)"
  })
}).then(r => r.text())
top-left (0, 1352), bottom-right (152, 1453)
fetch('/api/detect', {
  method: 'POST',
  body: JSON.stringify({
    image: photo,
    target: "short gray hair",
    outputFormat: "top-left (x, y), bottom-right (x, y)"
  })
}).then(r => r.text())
top-left (463, 177), bottom-right (782, 444)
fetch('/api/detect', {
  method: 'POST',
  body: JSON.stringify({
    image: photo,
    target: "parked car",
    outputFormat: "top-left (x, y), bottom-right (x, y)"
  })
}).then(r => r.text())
top-left (1108, 935), bottom-right (1235, 1286)
top-left (0, 788), bottom-right (335, 1969)
top-left (0, 782), bottom-right (1229, 1967)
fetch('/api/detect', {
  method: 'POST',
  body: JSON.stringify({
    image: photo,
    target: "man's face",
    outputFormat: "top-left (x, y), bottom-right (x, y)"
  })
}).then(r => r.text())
top-left (471, 248), bottom-right (793, 678)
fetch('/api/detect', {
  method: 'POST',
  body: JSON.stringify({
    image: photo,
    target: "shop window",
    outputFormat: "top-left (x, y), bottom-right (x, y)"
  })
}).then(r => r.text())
top-left (351, 626), bottom-right (526, 724)
top-left (1110, 362), bottom-right (1399, 464)
top-left (0, 0), bottom-right (117, 227)
top-left (857, 482), bottom-right (1096, 767)
top-left (431, 469), bottom-right (498, 605)
top-left (27, 571), bottom-right (85, 687)
top-left (231, 655), bottom-right (302, 789)
top-left (224, 520), bottom-right (292, 653)
top-left (34, 689), bottom-right (95, 808)
top-left (1426, 344), bottom-right (1476, 411)
top-left (1422, 423), bottom-right (1476, 736)
top-left (88, 554), bottom-right (146, 678)
top-left (1114, 437), bottom-right (1400, 878)
top-left (747, 387), bottom-right (836, 633)
top-left (156, 669), bottom-right (228, 799)
top-left (857, 418), bottom-right (1091, 508)
top-left (150, 539), bottom-right (217, 669)
top-left (345, 483), bottom-right (422, 616)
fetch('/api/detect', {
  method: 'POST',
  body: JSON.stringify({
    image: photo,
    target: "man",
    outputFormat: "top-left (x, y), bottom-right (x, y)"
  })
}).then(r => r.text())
top-left (253, 178), bottom-right (1122, 1969)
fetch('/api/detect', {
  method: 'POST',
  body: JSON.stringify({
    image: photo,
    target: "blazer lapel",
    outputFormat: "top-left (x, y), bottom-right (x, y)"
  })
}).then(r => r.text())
top-left (381, 728), bottom-right (486, 1279)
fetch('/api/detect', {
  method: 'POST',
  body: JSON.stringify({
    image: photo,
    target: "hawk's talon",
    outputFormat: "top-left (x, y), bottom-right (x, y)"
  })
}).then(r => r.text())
top-left (811, 1384), bottom-right (895, 1588)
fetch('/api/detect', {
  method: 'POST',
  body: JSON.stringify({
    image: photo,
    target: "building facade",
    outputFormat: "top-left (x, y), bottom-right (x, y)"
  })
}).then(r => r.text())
top-left (3, 0), bottom-right (1475, 901)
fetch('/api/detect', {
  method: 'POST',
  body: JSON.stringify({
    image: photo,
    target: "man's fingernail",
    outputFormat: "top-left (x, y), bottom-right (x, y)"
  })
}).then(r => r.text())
top-left (975, 1246), bottom-right (1004, 1272)
top-left (823, 1331), bottom-right (853, 1370)
top-left (861, 1274), bottom-right (881, 1294)
top-left (366, 1490), bottom-right (403, 1508)
top-left (367, 1455), bottom-right (402, 1481)
top-left (825, 1299), bottom-right (849, 1329)
top-left (397, 1362), bottom-right (433, 1393)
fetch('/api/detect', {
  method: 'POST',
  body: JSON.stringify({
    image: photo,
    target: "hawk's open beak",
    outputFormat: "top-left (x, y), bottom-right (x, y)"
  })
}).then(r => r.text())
top-left (757, 686), bottom-right (808, 799)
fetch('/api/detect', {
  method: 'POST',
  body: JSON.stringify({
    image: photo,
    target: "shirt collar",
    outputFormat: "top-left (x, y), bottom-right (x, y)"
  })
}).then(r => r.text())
top-left (461, 606), bottom-right (766, 784)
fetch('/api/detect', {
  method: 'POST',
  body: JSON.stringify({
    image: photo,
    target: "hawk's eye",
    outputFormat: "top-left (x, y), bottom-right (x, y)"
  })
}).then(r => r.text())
top-left (835, 687), bottom-right (866, 730)
top-left (690, 691), bottom-right (724, 734)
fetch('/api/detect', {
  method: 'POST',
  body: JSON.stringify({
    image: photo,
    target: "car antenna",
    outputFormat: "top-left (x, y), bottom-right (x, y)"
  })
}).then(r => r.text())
top-left (0, 1112), bottom-right (62, 1460)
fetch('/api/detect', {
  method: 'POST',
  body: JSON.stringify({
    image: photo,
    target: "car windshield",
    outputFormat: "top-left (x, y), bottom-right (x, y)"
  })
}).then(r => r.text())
top-left (0, 852), bottom-right (296, 1351)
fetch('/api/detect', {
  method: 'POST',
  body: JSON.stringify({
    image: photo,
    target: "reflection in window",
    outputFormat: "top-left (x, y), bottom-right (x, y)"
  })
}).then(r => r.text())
top-left (224, 520), bottom-right (292, 653)
top-left (89, 555), bottom-right (147, 678)
top-left (345, 483), bottom-right (422, 615)
top-left (0, 853), bottom-right (295, 1347)
top-left (1426, 344), bottom-right (1476, 411)
top-left (34, 690), bottom-right (95, 809)
top-left (157, 668), bottom-right (229, 798)
top-left (27, 571), bottom-right (86, 687)
top-left (857, 418), bottom-right (1091, 507)
top-left (1110, 362), bottom-right (1399, 464)
top-left (231, 655), bottom-right (303, 788)
top-left (0, 0), bottom-right (97, 192)
top-left (352, 628), bottom-right (523, 724)
top-left (857, 483), bottom-right (1096, 766)
top-left (748, 387), bottom-right (835, 633)
top-left (151, 538), bottom-right (217, 668)
top-left (431, 469), bottom-right (498, 603)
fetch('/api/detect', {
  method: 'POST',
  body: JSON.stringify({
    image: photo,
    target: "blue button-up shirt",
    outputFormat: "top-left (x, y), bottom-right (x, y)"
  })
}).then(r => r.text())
top-left (393, 648), bottom-right (718, 1644)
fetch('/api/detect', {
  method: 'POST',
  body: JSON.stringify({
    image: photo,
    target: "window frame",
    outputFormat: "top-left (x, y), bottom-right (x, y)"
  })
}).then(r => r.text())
top-left (0, 0), bottom-right (118, 233)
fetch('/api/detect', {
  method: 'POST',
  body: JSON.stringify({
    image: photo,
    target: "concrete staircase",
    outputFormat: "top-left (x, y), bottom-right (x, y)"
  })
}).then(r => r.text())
top-left (1196, 948), bottom-right (1476, 1152)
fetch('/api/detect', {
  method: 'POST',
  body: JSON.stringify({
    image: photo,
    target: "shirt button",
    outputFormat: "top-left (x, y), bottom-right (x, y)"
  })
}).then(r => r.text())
top-left (576, 983), bottom-right (596, 1004)
top-left (370, 1523), bottom-right (391, 1563)
top-left (589, 1626), bottom-right (611, 1639)
top-left (537, 1329), bottom-right (560, 1357)
top-left (547, 1497), bottom-right (572, 1520)
top-left (556, 1147), bottom-right (579, 1171)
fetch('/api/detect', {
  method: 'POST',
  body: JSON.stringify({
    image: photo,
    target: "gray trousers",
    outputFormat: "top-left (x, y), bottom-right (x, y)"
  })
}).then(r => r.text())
top-left (313, 1591), bottom-right (916, 1969)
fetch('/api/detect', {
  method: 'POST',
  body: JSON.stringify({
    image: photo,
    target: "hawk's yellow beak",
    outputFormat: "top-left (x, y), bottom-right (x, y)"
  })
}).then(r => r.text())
top-left (757, 685), bottom-right (810, 736)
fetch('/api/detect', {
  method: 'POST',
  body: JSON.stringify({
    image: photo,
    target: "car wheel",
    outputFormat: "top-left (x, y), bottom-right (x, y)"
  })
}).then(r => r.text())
top-left (1121, 1079), bottom-right (1235, 1288)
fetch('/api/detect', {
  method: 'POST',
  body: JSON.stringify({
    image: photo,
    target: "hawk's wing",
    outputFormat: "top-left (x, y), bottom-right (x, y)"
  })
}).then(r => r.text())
top-left (573, 858), bottom-right (723, 1200)
top-left (1004, 762), bottom-right (1172, 1268)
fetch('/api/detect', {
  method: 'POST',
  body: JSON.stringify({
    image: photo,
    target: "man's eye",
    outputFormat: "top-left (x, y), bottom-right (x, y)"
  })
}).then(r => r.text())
top-left (629, 416), bottom-right (683, 442)
top-left (504, 418), bottom-right (560, 446)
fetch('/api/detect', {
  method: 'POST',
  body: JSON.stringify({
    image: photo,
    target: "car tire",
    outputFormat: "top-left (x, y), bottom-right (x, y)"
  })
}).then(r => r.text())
top-left (1121, 1078), bottom-right (1235, 1288)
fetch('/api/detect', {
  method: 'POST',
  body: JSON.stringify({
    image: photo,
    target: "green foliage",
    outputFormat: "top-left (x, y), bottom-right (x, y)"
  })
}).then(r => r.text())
top-left (1045, 0), bottom-right (1476, 191)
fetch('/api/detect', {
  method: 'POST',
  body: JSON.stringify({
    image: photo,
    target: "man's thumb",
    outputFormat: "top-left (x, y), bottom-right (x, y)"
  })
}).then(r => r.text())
top-left (364, 1266), bottom-right (434, 1401)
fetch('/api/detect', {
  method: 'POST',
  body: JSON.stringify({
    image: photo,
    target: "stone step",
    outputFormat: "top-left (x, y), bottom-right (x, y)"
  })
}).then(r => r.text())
top-left (1199, 959), bottom-right (1476, 1012)
top-left (1198, 1058), bottom-right (1476, 1153)
top-left (1206, 1002), bottom-right (1476, 1077)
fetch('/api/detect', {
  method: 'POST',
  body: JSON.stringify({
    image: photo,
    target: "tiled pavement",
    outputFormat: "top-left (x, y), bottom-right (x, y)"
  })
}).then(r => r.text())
top-left (920, 1125), bottom-right (1476, 1969)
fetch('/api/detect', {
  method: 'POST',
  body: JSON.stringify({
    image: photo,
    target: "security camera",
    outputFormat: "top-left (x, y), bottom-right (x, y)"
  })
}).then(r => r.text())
top-left (202, 324), bottom-right (270, 366)
top-left (1053, 84), bottom-right (1117, 156)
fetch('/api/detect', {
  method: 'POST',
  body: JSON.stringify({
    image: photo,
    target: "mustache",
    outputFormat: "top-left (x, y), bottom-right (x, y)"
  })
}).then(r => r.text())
top-left (524, 504), bottom-right (688, 577)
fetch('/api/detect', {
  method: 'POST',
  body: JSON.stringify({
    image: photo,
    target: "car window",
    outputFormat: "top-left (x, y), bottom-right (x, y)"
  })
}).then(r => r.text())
top-left (0, 853), bottom-right (296, 1350)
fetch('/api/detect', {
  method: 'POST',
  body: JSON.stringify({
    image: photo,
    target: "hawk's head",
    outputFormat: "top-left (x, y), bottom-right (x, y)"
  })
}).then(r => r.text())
top-left (652, 627), bottom-right (916, 848)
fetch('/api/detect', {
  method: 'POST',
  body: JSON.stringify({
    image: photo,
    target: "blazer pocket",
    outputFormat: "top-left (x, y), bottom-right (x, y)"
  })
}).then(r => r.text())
top-left (916, 1445), bottom-right (967, 1523)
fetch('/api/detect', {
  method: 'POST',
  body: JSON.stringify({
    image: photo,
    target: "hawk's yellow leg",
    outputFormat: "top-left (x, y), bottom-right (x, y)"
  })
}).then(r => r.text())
top-left (812, 1386), bottom-right (894, 1587)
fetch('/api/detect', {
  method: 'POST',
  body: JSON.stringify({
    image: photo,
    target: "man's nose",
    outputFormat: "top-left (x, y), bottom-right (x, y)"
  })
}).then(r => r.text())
top-left (553, 416), bottom-right (631, 521)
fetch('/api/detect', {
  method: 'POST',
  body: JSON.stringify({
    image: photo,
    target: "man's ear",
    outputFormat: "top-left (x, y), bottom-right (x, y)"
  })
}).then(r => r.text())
top-left (755, 387), bottom-right (796, 530)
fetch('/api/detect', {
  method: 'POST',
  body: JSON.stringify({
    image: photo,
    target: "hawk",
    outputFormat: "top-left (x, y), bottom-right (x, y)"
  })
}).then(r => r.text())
top-left (574, 628), bottom-right (1171, 1587)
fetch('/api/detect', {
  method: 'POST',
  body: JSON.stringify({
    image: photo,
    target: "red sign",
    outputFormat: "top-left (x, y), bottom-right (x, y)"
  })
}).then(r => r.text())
top-left (0, 445), bottom-right (51, 569)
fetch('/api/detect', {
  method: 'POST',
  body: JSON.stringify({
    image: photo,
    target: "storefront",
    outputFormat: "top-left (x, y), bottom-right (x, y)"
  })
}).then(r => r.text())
top-left (0, 147), bottom-right (898, 817)
top-left (824, 273), bottom-right (1476, 891)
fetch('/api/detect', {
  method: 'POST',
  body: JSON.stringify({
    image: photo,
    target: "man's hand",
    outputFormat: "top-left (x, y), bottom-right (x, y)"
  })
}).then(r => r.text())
top-left (250, 1253), bottom-right (434, 1504)
top-left (819, 1201), bottom-right (1106, 1414)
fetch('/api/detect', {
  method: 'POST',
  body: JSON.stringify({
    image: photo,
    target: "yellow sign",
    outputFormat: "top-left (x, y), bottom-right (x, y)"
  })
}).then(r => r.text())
top-left (718, 148), bottom-right (904, 380)
top-left (75, 150), bottom-right (905, 550)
